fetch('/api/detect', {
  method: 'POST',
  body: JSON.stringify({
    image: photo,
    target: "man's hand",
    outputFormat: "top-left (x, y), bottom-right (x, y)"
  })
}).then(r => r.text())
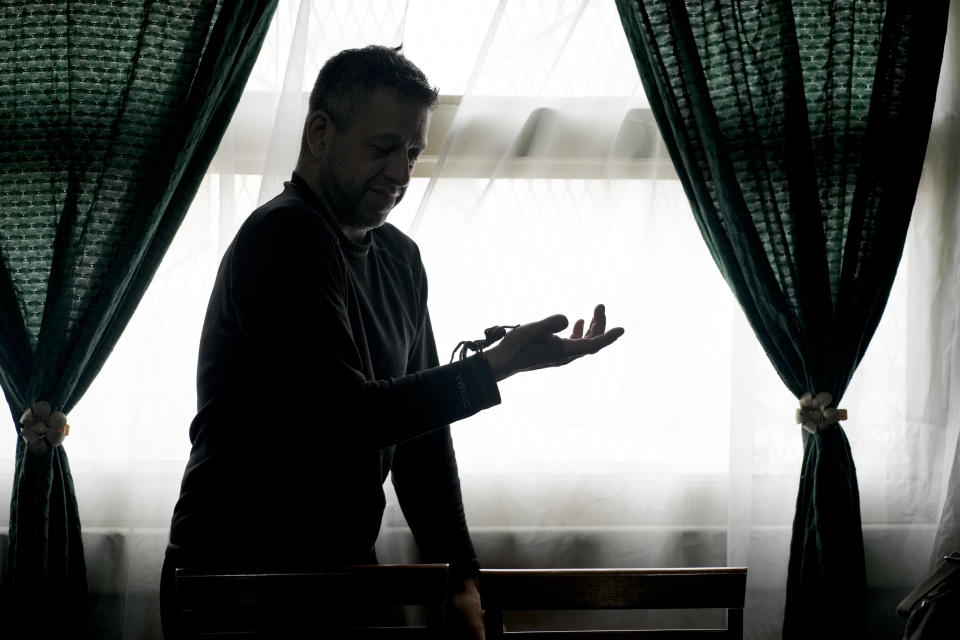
top-left (483, 304), bottom-right (624, 382)
top-left (448, 577), bottom-right (485, 639)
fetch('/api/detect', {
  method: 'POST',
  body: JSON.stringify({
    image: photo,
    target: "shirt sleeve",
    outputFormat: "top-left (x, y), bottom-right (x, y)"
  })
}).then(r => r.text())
top-left (225, 204), bottom-right (501, 455)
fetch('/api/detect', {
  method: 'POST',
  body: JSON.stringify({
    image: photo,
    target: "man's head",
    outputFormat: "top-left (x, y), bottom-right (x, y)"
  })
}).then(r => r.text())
top-left (308, 45), bottom-right (438, 131)
top-left (297, 46), bottom-right (438, 242)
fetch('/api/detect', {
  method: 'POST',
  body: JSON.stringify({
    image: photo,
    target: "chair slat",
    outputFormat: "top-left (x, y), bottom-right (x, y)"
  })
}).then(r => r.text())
top-left (176, 564), bottom-right (449, 638)
top-left (498, 632), bottom-right (733, 640)
top-left (480, 568), bottom-right (746, 610)
top-left (480, 568), bottom-right (747, 640)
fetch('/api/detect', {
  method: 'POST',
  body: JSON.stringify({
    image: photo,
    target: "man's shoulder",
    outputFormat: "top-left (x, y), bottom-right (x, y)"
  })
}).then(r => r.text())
top-left (235, 185), bottom-right (340, 254)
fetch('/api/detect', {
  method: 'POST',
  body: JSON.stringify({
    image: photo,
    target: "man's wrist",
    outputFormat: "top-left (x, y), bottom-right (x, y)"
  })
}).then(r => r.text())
top-left (482, 345), bottom-right (509, 382)
top-left (448, 558), bottom-right (481, 590)
top-left (457, 575), bottom-right (479, 593)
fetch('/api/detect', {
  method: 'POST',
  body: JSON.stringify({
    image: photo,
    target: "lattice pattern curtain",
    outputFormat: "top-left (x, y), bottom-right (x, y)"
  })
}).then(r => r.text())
top-left (615, 1), bottom-right (950, 638)
top-left (0, 1), bottom-right (276, 635)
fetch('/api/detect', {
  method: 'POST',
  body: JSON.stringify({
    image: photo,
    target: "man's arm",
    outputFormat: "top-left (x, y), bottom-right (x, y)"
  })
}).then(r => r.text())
top-left (391, 428), bottom-right (477, 577)
top-left (391, 306), bottom-right (484, 639)
top-left (227, 206), bottom-right (502, 454)
top-left (229, 205), bottom-right (623, 456)
top-left (390, 426), bottom-right (484, 639)
top-left (392, 429), bottom-right (485, 638)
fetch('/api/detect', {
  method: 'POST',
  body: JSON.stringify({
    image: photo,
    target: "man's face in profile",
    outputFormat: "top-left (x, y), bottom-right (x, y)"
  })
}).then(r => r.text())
top-left (319, 87), bottom-right (430, 232)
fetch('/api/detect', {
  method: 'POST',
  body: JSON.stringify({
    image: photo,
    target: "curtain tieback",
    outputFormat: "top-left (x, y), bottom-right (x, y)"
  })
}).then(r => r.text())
top-left (796, 392), bottom-right (847, 434)
top-left (19, 400), bottom-right (70, 455)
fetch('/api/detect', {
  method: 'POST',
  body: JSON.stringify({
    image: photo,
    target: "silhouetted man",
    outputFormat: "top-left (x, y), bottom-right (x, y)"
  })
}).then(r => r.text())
top-left (161, 45), bottom-right (623, 639)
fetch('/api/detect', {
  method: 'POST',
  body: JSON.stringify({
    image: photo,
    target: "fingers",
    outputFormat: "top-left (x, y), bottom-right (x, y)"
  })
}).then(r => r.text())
top-left (566, 305), bottom-right (607, 340)
top-left (533, 305), bottom-right (610, 342)
top-left (585, 304), bottom-right (606, 339)
top-left (563, 326), bottom-right (624, 359)
top-left (526, 307), bottom-right (610, 339)
top-left (571, 318), bottom-right (584, 339)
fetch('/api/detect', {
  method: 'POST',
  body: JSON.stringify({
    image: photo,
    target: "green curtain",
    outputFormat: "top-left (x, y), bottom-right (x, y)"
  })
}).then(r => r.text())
top-left (0, 1), bottom-right (276, 634)
top-left (615, 0), bottom-right (948, 637)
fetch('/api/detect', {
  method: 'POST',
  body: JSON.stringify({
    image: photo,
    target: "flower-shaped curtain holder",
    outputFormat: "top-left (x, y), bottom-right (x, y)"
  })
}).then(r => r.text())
top-left (19, 400), bottom-right (70, 455)
top-left (795, 392), bottom-right (847, 434)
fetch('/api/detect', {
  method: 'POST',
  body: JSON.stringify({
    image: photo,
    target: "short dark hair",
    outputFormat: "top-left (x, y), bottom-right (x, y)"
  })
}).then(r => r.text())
top-left (308, 45), bottom-right (438, 129)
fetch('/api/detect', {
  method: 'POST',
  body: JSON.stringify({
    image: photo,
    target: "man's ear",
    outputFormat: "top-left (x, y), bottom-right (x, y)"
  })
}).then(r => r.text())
top-left (304, 110), bottom-right (333, 158)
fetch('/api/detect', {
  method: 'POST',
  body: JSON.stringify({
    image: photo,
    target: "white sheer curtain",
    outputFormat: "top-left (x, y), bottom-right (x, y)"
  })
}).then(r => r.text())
top-left (928, 2), bottom-right (960, 565)
top-left (0, 1), bottom-right (956, 638)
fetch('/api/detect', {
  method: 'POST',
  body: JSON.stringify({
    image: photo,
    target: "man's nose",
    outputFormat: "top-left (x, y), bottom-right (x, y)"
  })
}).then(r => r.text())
top-left (383, 149), bottom-right (413, 186)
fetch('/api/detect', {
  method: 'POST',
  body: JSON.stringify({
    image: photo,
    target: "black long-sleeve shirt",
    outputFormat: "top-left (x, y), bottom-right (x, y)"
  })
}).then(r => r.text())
top-left (167, 173), bottom-right (500, 577)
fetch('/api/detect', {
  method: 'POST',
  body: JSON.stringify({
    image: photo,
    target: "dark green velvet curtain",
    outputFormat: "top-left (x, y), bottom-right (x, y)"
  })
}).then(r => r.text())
top-left (0, 1), bottom-right (276, 634)
top-left (615, 0), bottom-right (948, 637)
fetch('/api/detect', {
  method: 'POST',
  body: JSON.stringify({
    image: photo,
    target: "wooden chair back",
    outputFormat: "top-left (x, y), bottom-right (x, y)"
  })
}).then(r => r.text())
top-left (480, 567), bottom-right (747, 639)
top-left (175, 563), bottom-right (450, 639)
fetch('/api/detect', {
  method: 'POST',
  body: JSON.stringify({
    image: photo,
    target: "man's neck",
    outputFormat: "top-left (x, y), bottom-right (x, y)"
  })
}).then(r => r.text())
top-left (293, 169), bottom-right (371, 244)
top-left (338, 224), bottom-right (369, 245)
